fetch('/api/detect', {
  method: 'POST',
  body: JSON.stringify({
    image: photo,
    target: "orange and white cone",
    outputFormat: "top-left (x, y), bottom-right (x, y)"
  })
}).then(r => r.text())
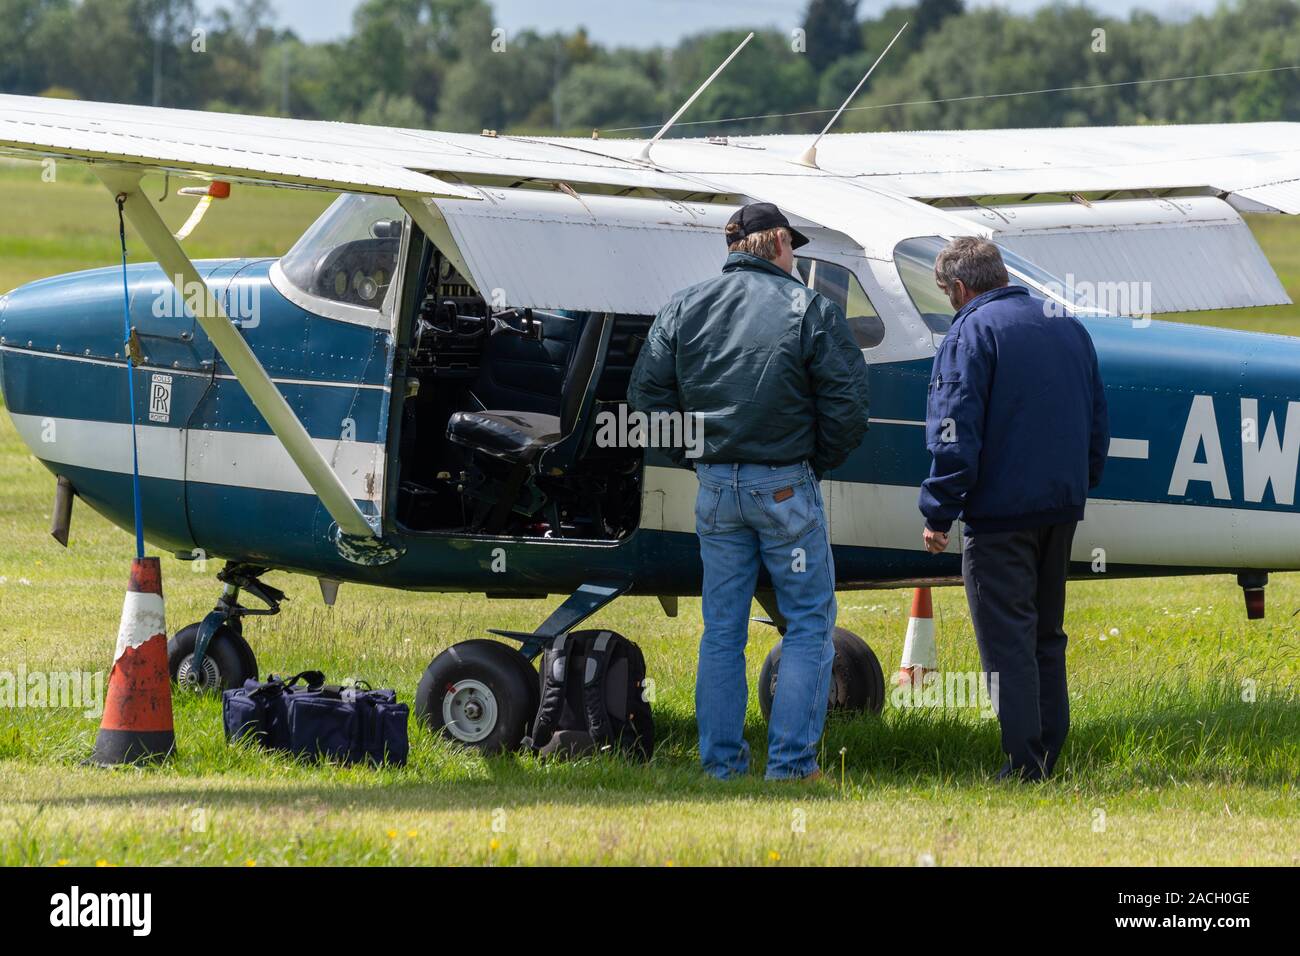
top-left (89, 557), bottom-right (175, 765)
top-left (897, 586), bottom-right (936, 687)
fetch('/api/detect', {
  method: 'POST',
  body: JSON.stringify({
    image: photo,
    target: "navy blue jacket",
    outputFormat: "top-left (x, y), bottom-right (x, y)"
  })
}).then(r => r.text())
top-left (919, 285), bottom-right (1109, 535)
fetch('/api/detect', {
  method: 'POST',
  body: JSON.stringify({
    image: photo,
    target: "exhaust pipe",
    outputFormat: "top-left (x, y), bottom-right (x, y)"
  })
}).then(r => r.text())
top-left (50, 475), bottom-right (74, 547)
top-left (1237, 571), bottom-right (1267, 620)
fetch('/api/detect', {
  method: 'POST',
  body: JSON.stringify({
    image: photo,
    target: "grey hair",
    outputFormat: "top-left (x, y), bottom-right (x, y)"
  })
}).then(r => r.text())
top-left (934, 237), bottom-right (1009, 295)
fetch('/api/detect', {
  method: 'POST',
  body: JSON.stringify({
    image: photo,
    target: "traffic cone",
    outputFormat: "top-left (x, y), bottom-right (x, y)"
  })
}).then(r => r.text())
top-left (897, 586), bottom-right (937, 687)
top-left (89, 557), bottom-right (175, 765)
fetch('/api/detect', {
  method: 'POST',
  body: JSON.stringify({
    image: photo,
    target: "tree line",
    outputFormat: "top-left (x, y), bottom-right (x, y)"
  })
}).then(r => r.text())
top-left (1, 0), bottom-right (1297, 136)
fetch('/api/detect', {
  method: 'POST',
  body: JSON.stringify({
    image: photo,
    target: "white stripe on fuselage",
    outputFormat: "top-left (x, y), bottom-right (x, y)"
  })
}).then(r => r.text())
top-left (872, 417), bottom-right (1151, 464)
top-left (11, 414), bottom-right (383, 503)
top-left (19, 414), bottom-right (1285, 570)
top-left (1108, 437), bottom-right (1150, 459)
top-left (642, 465), bottom-right (1300, 571)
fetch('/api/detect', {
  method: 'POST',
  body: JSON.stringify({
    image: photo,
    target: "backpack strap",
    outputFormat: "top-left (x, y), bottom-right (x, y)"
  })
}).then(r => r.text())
top-left (581, 631), bottom-right (619, 747)
top-left (522, 634), bottom-right (574, 753)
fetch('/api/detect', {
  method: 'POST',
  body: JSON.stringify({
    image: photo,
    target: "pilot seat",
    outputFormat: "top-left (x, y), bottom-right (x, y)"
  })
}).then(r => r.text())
top-left (447, 312), bottom-right (614, 533)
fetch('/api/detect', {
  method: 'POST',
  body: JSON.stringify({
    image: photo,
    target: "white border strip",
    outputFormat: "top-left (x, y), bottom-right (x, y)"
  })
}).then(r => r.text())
top-left (642, 465), bottom-right (1300, 570)
top-left (12, 414), bottom-right (384, 503)
top-left (1108, 437), bottom-right (1150, 460)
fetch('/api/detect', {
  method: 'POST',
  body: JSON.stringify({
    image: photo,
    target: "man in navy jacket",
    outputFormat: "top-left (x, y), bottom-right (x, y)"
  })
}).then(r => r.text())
top-left (919, 237), bottom-right (1109, 781)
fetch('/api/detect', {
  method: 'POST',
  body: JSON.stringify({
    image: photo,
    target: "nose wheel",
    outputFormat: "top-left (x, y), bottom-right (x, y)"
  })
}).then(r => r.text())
top-left (168, 563), bottom-right (281, 692)
top-left (167, 622), bottom-right (258, 692)
top-left (415, 639), bottom-right (539, 754)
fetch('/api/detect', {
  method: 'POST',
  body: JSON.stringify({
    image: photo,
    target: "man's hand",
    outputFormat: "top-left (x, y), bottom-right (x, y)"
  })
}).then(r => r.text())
top-left (922, 527), bottom-right (950, 554)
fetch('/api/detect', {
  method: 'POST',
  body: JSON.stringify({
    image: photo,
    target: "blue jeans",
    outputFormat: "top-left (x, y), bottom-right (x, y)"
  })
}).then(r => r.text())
top-left (694, 461), bottom-right (836, 780)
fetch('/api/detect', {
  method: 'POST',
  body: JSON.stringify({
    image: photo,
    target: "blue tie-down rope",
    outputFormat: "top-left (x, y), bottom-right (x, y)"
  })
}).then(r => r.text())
top-left (116, 195), bottom-right (145, 560)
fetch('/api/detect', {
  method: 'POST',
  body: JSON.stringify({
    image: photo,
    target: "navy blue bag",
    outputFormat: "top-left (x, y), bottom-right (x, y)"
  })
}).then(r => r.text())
top-left (223, 670), bottom-right (325, 752)
top-left (223, 673), bottom-right (409, 765)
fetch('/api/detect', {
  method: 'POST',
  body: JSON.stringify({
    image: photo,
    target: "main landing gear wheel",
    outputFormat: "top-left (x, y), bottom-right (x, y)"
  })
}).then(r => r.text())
top-left (758, 627), bottom-right (885, 721)
top-left (168, 622), bottom-right (258, 692)
top-left (415, 639), bottom-right (540, 754)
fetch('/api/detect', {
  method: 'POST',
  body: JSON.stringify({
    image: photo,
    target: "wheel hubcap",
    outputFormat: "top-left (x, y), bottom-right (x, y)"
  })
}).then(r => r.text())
top-left (176, 653), bottom-right (221, 689)
top-left (442, 679), bottom-right (498, 743)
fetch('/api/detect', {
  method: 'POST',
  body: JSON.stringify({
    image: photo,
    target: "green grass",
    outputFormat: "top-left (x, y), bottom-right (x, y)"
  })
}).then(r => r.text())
top-left (1, 158), bottom-right (1300, 865)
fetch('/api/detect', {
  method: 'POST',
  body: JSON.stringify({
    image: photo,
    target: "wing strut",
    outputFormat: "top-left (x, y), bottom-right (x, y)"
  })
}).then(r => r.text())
top-left (96, 168), bottom-right (378, 542)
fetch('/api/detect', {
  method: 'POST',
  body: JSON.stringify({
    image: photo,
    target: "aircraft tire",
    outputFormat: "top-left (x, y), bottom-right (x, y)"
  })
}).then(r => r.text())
top-left (415, 639), bottom-right (540, 754)
top-left (758, 627), bottom-right (885, 721)
top-left (168, 622), bottom-right (258, 692)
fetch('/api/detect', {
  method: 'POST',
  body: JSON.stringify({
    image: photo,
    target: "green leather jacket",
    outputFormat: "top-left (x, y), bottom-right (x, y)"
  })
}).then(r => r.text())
top-left (627, 252), bottom-right (870, 475)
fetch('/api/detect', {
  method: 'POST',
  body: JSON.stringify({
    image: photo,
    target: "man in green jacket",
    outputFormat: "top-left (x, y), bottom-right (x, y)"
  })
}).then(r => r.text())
top-left (627, 202), bottom-right (870, 780)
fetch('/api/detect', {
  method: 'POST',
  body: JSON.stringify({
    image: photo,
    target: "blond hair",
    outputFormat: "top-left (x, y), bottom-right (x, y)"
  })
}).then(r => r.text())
top-left (726, 225), bottom-right (788, 261)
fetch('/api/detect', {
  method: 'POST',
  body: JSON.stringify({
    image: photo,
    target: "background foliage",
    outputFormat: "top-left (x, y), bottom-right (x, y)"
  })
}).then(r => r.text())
top-left (0, 0), bottom-right (1297, 136)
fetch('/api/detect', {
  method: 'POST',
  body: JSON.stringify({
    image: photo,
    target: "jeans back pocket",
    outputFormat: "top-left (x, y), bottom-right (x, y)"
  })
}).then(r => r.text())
top-left (695, 483), bottom-right (723, 535)
top-left (748, 477), bottom-right (819, 543)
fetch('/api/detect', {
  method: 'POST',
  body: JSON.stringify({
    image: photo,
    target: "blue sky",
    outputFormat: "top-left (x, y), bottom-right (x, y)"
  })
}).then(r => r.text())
top-left (199, 0), bottom-right (1217, 46)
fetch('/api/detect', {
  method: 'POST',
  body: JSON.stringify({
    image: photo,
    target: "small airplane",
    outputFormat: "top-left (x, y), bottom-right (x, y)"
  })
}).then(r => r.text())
top-left (2, 47), bottom-right (1299, 752)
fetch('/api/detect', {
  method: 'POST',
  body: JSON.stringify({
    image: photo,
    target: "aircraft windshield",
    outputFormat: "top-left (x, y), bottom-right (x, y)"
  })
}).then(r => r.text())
top-left (894, 235), bottom-right (1112, 339)
top-left (280, 194), bottom-right (407, 311)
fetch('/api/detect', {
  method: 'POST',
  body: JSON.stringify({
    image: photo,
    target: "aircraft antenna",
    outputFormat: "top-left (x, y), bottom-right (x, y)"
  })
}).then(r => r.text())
top-left (793, 22), bottom-right (908, 169)
top-left (638, 31), bottom-right (755, 164)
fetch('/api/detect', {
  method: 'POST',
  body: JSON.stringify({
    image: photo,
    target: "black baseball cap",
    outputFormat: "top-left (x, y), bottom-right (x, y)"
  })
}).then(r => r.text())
top-left (725, 202), bottom-right (810, 250)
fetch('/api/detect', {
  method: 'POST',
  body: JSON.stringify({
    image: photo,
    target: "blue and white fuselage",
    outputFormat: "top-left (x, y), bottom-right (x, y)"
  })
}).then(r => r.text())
top-left (3, 209), bottom-right (1300, 599)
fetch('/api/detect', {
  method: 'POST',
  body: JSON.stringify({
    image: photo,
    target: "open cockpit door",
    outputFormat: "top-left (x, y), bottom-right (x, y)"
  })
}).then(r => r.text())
top-left (389, 190), bottom-right (735, 542)
top-left (395, 188), bottom-right (904, 546)
top-left (406, 189), bottom-right (735, 314)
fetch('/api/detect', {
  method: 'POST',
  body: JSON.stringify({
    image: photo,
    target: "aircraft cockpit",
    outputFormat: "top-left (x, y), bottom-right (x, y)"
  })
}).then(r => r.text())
top-left (392, 237), bottom-right (649, 543)
top-left (277, 195), bottom-right (991, 547)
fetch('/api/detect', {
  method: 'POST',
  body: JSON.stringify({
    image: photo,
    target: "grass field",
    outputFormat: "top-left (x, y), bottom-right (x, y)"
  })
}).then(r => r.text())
top-left (0, 159), bottom-right (1298, 866)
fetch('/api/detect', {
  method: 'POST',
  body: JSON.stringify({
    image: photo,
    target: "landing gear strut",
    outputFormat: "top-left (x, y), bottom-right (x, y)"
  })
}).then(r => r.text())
top-left (167, 563), bottom-right (283, 691)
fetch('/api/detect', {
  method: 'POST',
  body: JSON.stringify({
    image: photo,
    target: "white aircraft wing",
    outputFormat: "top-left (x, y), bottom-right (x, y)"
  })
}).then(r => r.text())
top-left (9, 93), bottom-right (1298, 214)
top-left (0, 94), bottom-right (726, 198)
top-left (5, 94), bottom-right (1298, 314)
top-left (628, 124), bottom-right (1300, 214)
top-left (0, 93), bottom-right (479, 198)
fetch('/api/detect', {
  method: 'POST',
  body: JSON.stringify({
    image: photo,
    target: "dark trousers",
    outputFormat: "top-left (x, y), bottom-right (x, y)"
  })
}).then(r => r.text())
top-left (961, 522), bottom-right (1077, 781)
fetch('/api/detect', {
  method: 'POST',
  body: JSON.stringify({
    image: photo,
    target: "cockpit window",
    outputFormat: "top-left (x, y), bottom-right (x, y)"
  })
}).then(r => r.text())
top-left (794, 256), bottom-right (885, 349)
top-left (280, 194), bottom-right (407, 311)
top-left (895, 238), bottom-right (959, 336)
top-left (895, 235), bottom-right (1114, 341)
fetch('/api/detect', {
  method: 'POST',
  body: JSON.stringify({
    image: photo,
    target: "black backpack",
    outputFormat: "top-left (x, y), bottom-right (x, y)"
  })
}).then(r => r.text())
top-left (522, 629), bottom-right (654, 761)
